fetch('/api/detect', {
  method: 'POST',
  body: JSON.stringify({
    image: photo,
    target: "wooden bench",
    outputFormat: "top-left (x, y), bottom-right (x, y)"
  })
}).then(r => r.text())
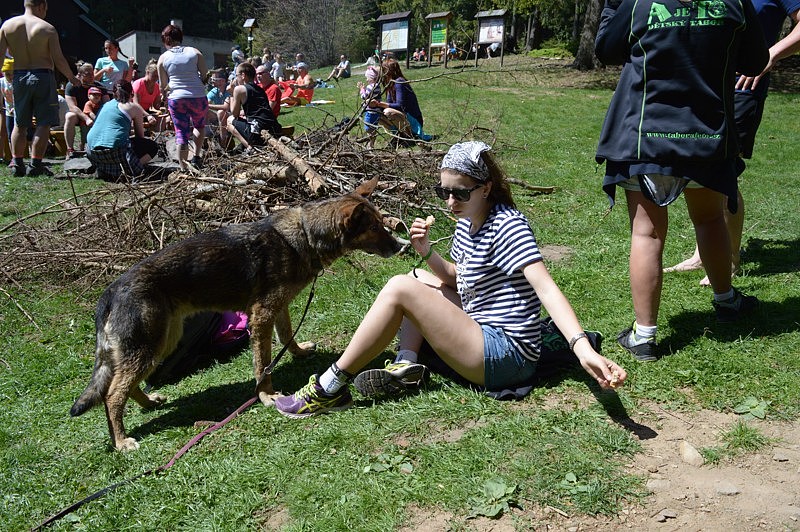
top-left (49, 129), bottom-right (68, 157)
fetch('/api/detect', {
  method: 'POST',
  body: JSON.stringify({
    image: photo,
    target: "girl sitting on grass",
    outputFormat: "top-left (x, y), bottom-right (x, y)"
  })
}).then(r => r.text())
top-left (276, 141), bottom-right (627, 418)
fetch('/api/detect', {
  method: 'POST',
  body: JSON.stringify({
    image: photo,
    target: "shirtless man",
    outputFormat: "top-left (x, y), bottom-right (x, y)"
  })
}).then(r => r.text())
top-left (279, 62), bottom-right (314, 107)
top-left (0, 0), bottom-right (80, 177)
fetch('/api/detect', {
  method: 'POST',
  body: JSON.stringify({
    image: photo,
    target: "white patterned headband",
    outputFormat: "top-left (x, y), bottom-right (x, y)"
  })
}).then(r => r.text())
top-left (440, 141), bottom-right (491, 182)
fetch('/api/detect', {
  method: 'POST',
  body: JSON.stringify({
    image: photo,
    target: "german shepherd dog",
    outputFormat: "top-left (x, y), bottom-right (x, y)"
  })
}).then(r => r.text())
top-left (70, 178), bottom-right (402, 451)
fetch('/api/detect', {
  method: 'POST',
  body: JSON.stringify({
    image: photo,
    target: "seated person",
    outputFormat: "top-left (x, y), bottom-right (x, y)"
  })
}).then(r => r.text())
top-left (63, 62), bottom-right (103, 158)
top-left (86, 80), bottom-right (158, 181)
top-left (325, 55), bottom-right (351, 81)
top-left (132, 59), bottom-right (163, 131)
top-left (206, 70), bottom-right (231, 147)
top-left (82, 87), bottom-right (103, 122)
top-left (280, 62), bottom-right (314, 106)
top-left (132, 60), bottom-right (161, 112)
top-left (226, 62), bottom-right (281, 152)
top-left (255, 65), bottom-right (281, 118)
top-left (370, 59), bottom-right (431, 142)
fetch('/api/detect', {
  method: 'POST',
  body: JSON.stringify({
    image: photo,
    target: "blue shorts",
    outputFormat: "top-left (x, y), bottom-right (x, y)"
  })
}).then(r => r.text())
top-left (482, 325), bottom-right (537, 391)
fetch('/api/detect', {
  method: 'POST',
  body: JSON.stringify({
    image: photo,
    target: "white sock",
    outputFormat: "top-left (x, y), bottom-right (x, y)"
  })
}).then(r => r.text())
top-left (318, 367), bottom-right (346, 394)
top-left (630, 322), bottom-right (657, 345)
top-left (713, 288), bottom-right (735, 302)
top-left (394, 349), bottom-right (418, 364)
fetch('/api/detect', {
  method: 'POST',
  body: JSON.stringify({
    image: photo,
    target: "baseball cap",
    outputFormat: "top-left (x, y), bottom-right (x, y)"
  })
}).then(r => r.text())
top-left (295, 62), bottom-right (308, 70)
top-left (1, 58), bottom-right (13, 73)
top-left (88, 87), bottom-right (102, 95)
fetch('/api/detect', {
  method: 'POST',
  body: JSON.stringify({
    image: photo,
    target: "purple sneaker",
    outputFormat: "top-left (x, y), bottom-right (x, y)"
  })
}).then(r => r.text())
top-left (275, 374), bottom-right (353, 419)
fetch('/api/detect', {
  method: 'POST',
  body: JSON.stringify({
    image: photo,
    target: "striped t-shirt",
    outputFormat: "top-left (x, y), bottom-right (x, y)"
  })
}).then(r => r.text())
top-left (450, 203), bottom-right (543, 360)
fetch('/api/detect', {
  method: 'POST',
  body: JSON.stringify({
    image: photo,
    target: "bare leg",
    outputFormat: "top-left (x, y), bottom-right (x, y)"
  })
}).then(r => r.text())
top-left (336, 274), bottom-right (485, 385)
top-left (684, 188), bottom-right (732, 295)
top-left (30, 125), bottom-right (50, 159)
top-left (699, 189), bottom-right (743, 286)
top-left (192, 126), bottom-right (205, 159)
top-left (11, 125), bottom-right (29, 159)
top-left (64, 114), bottom-right (78, 152)
top-left (396, 269), bottom-right (461, 353)
top-left (625, 189), bottom-right (668, 327)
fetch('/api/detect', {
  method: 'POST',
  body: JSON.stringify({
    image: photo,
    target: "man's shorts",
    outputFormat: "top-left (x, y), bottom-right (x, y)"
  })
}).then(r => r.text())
top-left (230, 118), bottom-right (265, 146)
top-left (482, 324), bottom-right (537, 391)
top-left (13, 69), bottom-right (59, 128)
top-left (734, 91), bottom-right (764, 159)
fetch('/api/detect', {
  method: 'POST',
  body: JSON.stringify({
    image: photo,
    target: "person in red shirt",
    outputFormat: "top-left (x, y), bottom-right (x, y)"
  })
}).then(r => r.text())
top-left (255, 65), bottom-right (280, 117)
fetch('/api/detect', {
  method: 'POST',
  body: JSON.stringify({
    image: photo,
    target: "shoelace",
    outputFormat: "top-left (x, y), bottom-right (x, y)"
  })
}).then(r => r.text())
top-left (295, 378), bottom-right (319, 399)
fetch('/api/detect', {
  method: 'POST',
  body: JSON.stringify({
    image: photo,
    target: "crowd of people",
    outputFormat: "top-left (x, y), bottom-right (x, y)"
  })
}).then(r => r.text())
top-left (0, 0), bottom-right (443, 180)
top-left (1, 0), bottom-right (794, 419)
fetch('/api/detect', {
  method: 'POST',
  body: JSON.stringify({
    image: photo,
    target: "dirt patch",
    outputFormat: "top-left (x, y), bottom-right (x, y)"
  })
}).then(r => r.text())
top-left (540, 244), bottom-right (574, 264)
top-left (395, 407), bottom-right (800, 531)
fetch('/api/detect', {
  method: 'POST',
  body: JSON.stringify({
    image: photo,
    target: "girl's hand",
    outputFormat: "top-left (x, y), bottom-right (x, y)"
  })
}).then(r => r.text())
top-left (575, 347), bottom-right (627, 390)
top-left (409, 216), bottom-right (434, 256)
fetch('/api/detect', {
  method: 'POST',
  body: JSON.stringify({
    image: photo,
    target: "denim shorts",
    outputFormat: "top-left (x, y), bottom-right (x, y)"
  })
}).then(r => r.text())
top-left (482, 325), bottom-right (537, 391)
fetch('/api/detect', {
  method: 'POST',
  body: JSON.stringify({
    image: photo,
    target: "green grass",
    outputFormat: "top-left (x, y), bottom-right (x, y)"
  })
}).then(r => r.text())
top-left (1, 57), bottom-right (799, 530)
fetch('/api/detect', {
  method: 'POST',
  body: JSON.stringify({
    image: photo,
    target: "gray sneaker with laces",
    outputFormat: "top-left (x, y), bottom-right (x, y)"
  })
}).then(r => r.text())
top-left (353, 361), bottom-right (427, 398)
top-left (617, 326), bottom-right (659, 362)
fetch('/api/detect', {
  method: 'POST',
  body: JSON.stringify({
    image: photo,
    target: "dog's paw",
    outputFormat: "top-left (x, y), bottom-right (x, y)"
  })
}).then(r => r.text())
top-left (116, 437), bottom-right (140, 452)
top-left (258, 391), bottom-right (280, 407)
top-left (145, 392), bottom-right (167, 408)
top-left (291, 341), bottom-right (317, 358)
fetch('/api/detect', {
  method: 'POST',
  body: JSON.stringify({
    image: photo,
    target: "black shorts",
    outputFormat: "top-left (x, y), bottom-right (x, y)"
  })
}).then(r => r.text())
top-left (231, 118), bottom-right (265, 146)
top-left (734, 91), bottom-right (764, 159)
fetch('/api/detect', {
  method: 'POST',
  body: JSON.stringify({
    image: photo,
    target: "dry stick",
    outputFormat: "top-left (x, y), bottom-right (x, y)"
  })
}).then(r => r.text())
top-left (0, 286), bottom-right (41, 332)
top-left (507, 177), bottom-right (556, 194)
top-left (264, 135), bottom-right (327, 194)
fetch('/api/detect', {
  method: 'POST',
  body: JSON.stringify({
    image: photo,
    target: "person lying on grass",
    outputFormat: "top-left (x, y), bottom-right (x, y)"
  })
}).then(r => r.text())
top-left (276, 141), bottom-right (627, 418)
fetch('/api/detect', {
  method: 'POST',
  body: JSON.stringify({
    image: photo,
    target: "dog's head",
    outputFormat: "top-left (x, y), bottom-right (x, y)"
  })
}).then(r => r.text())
top-left (340, 177), bottom-right (403, 258)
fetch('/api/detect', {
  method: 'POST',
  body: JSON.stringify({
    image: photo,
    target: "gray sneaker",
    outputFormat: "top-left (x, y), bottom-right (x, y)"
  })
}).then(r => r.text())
top-left (617, 326), bottom-right (659, 362)
top-left (353, 361), bottom-right (427, 398)
top-left (713, 288), bottom-right (759, 323)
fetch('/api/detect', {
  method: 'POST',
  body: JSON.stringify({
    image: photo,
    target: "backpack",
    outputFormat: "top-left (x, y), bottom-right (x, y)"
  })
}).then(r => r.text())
top-left (145, 311), bottom-right (250, 387)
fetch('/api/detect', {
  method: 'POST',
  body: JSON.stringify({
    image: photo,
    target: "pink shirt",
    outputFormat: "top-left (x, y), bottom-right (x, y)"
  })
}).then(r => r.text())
top-left (132, 77), bottom-right (160, 111)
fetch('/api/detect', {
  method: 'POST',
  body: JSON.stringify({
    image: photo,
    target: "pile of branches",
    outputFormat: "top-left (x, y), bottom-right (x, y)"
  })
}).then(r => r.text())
top-left (0, 130), bottom-right (450, 289)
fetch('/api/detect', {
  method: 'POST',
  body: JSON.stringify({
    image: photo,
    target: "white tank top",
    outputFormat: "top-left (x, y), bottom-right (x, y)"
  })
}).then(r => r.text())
top-left (162, 46), bottom-right (206, 99)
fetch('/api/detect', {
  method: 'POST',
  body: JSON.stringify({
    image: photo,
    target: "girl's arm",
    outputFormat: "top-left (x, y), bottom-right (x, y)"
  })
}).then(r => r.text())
top-left (522, 260), bottom-right (626, 389)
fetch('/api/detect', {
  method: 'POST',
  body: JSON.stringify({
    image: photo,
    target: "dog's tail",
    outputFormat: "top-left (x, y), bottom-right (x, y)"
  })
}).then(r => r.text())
top-left (69, 358), bottom-right (112, 417)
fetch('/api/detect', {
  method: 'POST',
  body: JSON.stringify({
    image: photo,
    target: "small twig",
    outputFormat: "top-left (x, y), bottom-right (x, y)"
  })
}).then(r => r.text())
top-left (0, 286), bottom-right (41, 332)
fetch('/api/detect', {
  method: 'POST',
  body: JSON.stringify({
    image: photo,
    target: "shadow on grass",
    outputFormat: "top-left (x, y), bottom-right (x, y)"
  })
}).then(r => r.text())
top-left (131, 348), bottom-right (346, 442)
top-left (741, 237), bottom-right (800, 277)
top-left (663, 295), bottom-right (800, 354)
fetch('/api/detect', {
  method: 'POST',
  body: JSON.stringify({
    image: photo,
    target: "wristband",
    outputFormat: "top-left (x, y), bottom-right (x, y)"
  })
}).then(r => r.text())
top-left (421, 247), bottom-right (433, 261)
top-left (568, 332), bottom-right (588, 352)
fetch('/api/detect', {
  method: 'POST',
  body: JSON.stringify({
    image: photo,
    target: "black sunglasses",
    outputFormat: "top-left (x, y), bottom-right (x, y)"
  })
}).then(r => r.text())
top-left (433, 183), bottom-right (483, 202)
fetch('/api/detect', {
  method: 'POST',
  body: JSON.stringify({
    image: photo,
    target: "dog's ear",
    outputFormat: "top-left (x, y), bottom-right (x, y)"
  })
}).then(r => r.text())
top-left (353, 176), bottom-right (378, 198)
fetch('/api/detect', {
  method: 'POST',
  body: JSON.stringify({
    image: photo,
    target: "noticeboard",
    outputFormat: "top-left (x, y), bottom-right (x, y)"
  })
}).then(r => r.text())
top-left (477, 17), bottom-right (504, 44)
top-left (381, 19), bottom-right (409, 51)
top-left (430, 18), bottom-right (448, 46)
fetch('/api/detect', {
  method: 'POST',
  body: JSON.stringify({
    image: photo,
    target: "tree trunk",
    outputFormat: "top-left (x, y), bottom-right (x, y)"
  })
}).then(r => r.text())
top-left (528, 7), bottom-right (543, 50)
top-left (572, 0), bottom-right (603, 70)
